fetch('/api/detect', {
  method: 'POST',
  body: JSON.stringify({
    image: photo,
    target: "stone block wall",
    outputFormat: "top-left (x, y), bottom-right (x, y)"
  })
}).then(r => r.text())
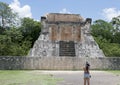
top-left (0, 57), bottom-right (120, 70)
top-left (49, 23), bottom-right (81, 41)
top-left (46, 13), bottom-right (83, 22)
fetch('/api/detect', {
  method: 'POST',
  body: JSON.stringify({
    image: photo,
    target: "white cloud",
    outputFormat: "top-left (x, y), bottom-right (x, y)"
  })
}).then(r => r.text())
top-left (59, 8), bottom-right (71, 14)
top-left (9, 0), bottom-right (32, 18)
top-left (102, 8), bottom-right (120, 21)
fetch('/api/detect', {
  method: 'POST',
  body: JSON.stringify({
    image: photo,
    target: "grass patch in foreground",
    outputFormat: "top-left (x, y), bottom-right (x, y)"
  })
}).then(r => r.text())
top-left (105, 70), bottom-right (120, 75)
top-left (0, 70), bottom-right (62, 85)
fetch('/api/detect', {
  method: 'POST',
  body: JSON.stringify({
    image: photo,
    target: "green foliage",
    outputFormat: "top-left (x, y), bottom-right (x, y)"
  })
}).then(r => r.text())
top-left (111, 16), bottom-right (120, 43)
top-left (0, 2), bottom-right (19, 27)
top-left (4, 27), bottom-right (23, 43)
top-left (92, 19), bottom-right (120, 57)
top-left (0, 1), bottom-right (41, 56)
top-left (20, 17), bottom-right (41, 46)
top-left (0, 18), bottom-right (41, 56)
top-left (0, 26), bottom-right (5, 34)
top-left (0, 27), bottom-right (32, 56)
top-left (0, 35), bottom-right (12, 55)
top-left (111, 16), bottom-right (120, 32)
top-left (106, 70), bottom-right (120, 75)
top-left (91, 19), bottom-right (113, 42)
top-left (95, 37), bottom-right (120, 57)
top-left (0, 3), bottom-right (41, 56)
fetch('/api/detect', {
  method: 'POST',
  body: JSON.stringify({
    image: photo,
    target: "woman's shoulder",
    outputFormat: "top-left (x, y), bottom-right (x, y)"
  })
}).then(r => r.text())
top-left (83, 67), bottom-right (86, 71)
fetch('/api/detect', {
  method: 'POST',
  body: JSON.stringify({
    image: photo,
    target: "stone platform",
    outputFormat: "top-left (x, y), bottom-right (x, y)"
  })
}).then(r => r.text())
top-left (28, 13), bottom-right (105, 57)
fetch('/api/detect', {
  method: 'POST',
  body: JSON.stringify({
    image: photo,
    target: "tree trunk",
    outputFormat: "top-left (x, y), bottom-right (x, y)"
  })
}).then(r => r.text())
top-left (1, 16), bottom-right (5, 28)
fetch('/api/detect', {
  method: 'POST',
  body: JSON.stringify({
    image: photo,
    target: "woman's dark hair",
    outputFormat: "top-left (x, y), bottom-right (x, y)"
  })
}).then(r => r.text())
top-left (86, 62), bottom-right (90, 72)
top-left (86, 62), bottom-right (90, 67)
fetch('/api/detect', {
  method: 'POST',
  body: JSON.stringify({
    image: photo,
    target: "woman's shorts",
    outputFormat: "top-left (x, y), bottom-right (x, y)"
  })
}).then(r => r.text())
top-left (84, 73), bottom-right (91, 78)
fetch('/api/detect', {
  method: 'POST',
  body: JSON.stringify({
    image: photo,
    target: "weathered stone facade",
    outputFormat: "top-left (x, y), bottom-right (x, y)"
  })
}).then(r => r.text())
top-left (28, 13), bottom-right (105, 57)
top-left (0, 57), bottom-right (120, 70)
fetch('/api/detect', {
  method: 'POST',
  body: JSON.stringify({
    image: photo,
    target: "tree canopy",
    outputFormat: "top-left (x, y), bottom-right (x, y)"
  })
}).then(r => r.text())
top-left (20, 18), bottom-right (41, 46)
top-left (91, 18), bottom-right (120, 57)
top-left (0, 1), bottom-right (41, 56)
top-left (0, 18), bottom-right (41, 56)
top-left (0, 1), bottom-right (18, 27)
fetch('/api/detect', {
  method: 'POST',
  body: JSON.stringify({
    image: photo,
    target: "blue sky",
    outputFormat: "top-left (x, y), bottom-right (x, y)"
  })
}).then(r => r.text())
top-left (1, 0), bottom-right (120, 21)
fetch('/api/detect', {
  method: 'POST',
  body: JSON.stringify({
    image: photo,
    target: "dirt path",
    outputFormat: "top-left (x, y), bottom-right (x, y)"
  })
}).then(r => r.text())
top-left (41, 71), bottom-right (120, 85)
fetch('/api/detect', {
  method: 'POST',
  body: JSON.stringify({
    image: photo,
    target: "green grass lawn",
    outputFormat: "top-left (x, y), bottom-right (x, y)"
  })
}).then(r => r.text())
top-left (0, 70), bottom-right (62, 85)
top-left (105, 70), bottom-right (120, 75)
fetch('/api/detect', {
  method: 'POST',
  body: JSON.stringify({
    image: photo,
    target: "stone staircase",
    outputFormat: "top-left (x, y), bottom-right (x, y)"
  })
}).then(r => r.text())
top-left (59, 41), bottom-right (76, 56)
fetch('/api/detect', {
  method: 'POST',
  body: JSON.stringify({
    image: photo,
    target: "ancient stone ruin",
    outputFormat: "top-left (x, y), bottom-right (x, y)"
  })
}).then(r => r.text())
top-left (28, 13), bottom-right (105, 57)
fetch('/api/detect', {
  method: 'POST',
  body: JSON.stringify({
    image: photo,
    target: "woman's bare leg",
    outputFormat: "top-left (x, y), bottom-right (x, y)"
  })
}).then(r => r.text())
top-left (87, 78), bottom-right (90, 85)
top-left (84, 78), bottom-right (87, 85)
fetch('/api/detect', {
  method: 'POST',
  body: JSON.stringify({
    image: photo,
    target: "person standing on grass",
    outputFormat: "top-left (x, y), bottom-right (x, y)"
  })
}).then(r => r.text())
top-left (83, 62), bottom-right (91, 85)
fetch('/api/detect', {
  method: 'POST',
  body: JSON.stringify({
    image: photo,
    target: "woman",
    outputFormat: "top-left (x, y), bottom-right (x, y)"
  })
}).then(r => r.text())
top-left (83, 62), bottom-right (91, 85)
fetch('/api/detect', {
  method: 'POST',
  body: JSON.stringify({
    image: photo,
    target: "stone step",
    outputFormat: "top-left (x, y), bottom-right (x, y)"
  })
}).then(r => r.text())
top-left (60, 47), bottom-right (75, 49)
top-left (60, 46), bottom-right (75, 48)
top-left (59, 41), bottom-right (75, 56)
top-left (60, 53), bottom-right (75, 55)
top-left (60, 54), bottom-right (75, 56)
top-left (59, 54), bottom-right (75, 56)
top-left (60, 44), bottom-right (74, 46)
top-left (59, 51), bottom-right (75, 53)
top-left (60, 52), bottom-right (75, 54)
top-left (60, 49), bottom-right (75, 52)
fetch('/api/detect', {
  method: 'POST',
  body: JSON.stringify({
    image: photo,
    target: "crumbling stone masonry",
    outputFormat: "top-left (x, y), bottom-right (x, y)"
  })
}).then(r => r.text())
top-left (0, 57), bottom-right (120, 70)
top-left (28, 13), bottom-right (105, 57)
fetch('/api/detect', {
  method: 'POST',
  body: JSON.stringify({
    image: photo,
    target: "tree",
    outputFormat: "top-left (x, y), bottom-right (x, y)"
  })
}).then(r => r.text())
top-left (0, 27), bottom-right (31, 56)
top-left (113, 32), bottom-right (120, 44)
top-left (0, 2), bottom-right (41, 56)
top-left (0, 1), bottom-right (18, 27)
top-left (0, 26), bottom-right (5, 34)
top-left (0, 34), bottom-right (12, 55)
top-left (20, 17), bottom-right (41, 46)
top-left (111, 16), bottom-right (120, 32)
top-left (4, 27), bottom-right (23, 43)
top-left (91, 19), bottom-right (120, 57)
top-left (91, 19), bottom-right (113, 42)
top-left (110, 16), bottom-right (120, 43)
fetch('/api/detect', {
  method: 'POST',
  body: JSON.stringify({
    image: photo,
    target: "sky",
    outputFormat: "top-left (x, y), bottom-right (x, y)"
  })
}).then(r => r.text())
top-left (1, 0), bottom-right (120, 22)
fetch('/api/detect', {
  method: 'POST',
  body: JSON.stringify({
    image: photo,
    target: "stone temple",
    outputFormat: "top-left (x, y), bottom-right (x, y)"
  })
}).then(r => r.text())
top-left (28, 13), bottom-right (105, 57)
